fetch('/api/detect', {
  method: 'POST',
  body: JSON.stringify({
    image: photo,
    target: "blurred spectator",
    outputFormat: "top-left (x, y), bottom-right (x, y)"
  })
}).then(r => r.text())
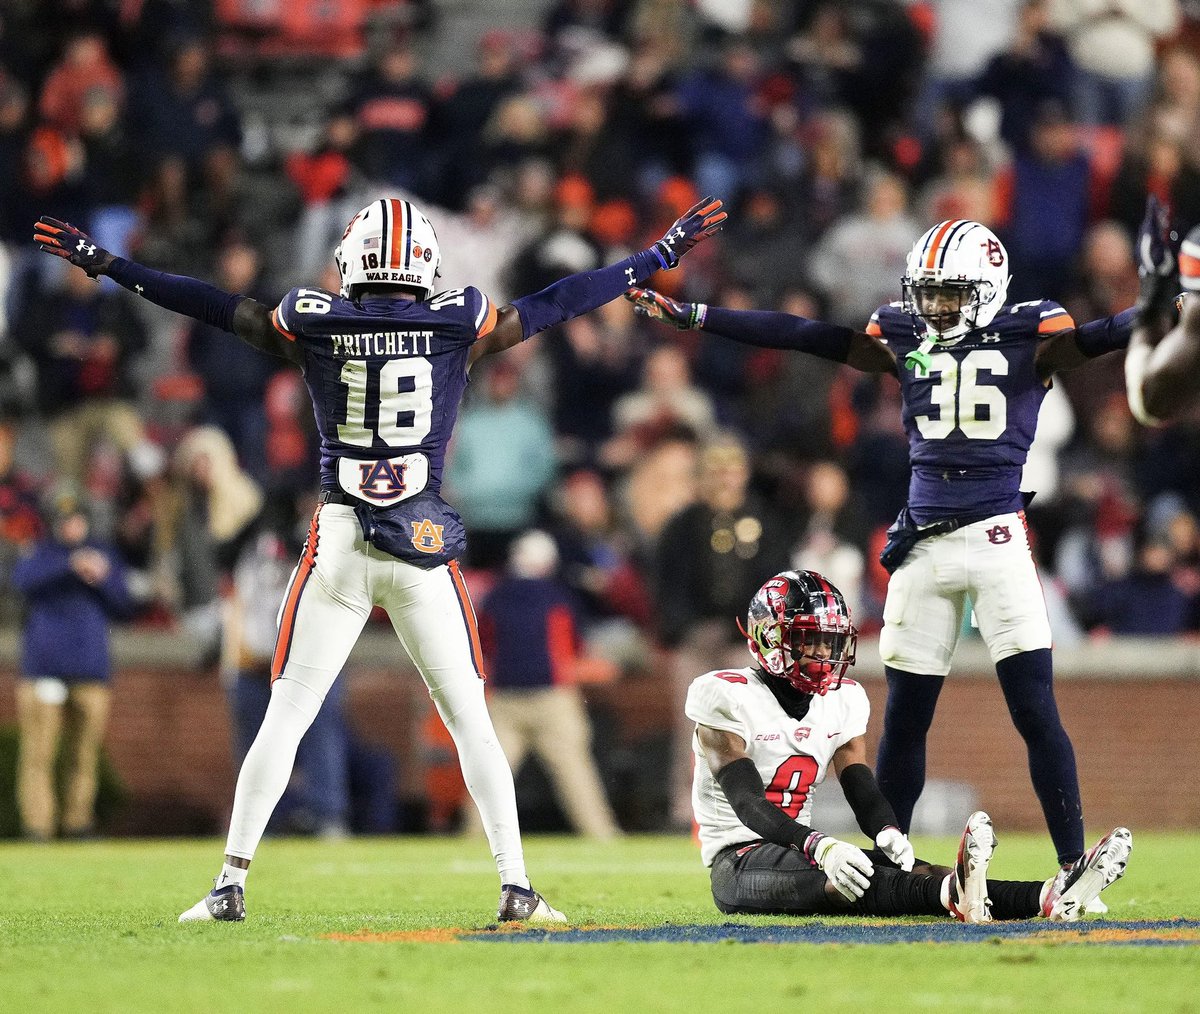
top-left (0, 418), bottom-right (41, 552)
top-left (789, 459), bottom-right (869, 622)
top-left (132, 156), bottom-right (212, 277)
top-left (1149, 46), bottom-right (1200, 159)
top-left (1049, 0), bottom-right (1179, 125)
top-left (510, 173), bottom-right (602, 295)
top-left (809, 168), bottom-right (922, 327)
top-left (444, 357), bottom-right (557, 569)
top-left (1095, 537), bottom-right (1196, 633)
top-left (1107, 127), bottom-right (1200, 242)
top-left (221, 516), bottom-right (351, 839)
top-left (792, 109), bottom-right (862, 243)
top-left (347, 41), bottom-right (434, 196)
top-left (674, 37), bottom-right (769, 198)
top-left (127, 37), bottom-right (241, 170)
top-left (435, 30), bottom-right (522, 204)
top-left (977, 0), bottom-right (1075, 154)
top-left (38, 30), bottom-right (123, 135)
top-left (551, 468), bottom-right (653, 667)
top-left (996, 100), bottom-right (1092, 301)
top-left (915, 135), bottom-right (999, 225)
top-left (547, 296), bottom-right (641, 467)
top-left (654, 435), bottom-right (791, 827)
top-left (472, 529), bottom-right (621, 838)
top-left (154, 426), bottom-right (262, 660)
top-left (914, 0), bottom-right (1025, 133)
top-left (76, 85), bottom-right (140, 260)
top-left (12, 483), bottom-right (132, 839)
top-left (186, 239), bottom-right (279, 474)
top-left (620, 432), bottom-right (699, 549)
top-left (603, 343), bottom-right (717, 470)
top-left (428, 183), bottom-right (530, 301)
top-left (13, 264), bottom-right (149, 484)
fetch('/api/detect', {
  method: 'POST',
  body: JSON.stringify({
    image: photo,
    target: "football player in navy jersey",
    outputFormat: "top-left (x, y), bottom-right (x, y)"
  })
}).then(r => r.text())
top-left (35, 194), bottom-right (725, 925)
top-left (628, 219), bottom-right (1136, 874)
top-left (1126, 195), bottom-right (1200, 426)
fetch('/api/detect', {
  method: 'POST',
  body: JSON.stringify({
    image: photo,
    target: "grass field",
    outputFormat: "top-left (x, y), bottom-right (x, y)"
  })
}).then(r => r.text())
top-left (3, 831), bottom-right (1197, 1014)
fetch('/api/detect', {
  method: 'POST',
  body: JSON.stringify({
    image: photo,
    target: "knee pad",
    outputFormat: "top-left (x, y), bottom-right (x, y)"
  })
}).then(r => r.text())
top-left (270, 676), bottom-right (325, 727)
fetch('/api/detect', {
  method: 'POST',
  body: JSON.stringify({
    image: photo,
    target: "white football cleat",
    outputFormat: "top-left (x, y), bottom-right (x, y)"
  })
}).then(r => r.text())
top-left (497, 884), bottom-right (567, 924)
top-left (179, 884), bottom-right (246, 922)
top-left (949, 811), bottom-right (995, 924)
top-left (1042, 827), bottom-right (1132, 922)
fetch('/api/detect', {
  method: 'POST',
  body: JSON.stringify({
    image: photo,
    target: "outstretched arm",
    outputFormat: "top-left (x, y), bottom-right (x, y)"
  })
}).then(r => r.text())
top-left (832, 735), bottom-right (914, 871)
top-left (469, 197), bottom-right (727, 365)
top-left (625, 288), bottom-right (896, 374)
top-left (1035, 307), bottom-right (1137, 380)
top-left (33, 217), bottom-right (302, 366)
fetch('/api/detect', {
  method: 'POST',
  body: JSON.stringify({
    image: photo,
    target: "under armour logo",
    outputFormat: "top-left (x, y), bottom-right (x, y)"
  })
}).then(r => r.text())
top-left (76, 240), bottom-right (96, 256)
top-left (625, 266), bottom-right (636, 285)
top-left (135, 284), bottom-right (144, 294)
top-left (981, 332), bottom-right (1001, 343)
top-left (986, 525), bottom-right (1012, 545)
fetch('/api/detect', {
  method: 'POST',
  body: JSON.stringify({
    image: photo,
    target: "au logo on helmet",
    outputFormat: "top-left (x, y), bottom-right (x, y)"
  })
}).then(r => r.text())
top-left (410, 519), bottom-right (445, 554)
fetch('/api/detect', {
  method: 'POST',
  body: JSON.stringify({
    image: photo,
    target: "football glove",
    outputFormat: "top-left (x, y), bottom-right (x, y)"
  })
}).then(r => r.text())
top-left (808, 833), bottom-right (874, 901)
top-left (625, 287), bottom-right (705, 329)
top-left (874, 826), bottom-right (915, 872)
top-left (651, 196), bottom-right (727, 269)
top-left (1135, 195), bottom-right (1180, 324)
top-left (33, 216), bottom-right (114, 278)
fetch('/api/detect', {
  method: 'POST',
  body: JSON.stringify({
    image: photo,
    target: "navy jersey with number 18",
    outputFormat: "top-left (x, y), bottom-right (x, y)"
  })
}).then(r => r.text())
top-left (866, 299), bottom-right (1075, 524)
top-left (270, 284), bottom-right (498, 500)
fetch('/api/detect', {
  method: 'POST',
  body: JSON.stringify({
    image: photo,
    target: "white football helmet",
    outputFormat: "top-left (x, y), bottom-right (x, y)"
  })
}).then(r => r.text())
top-left (902, 220), bottom-right (1010, 342)
top-left (334, 198), bottom-right (441, 299)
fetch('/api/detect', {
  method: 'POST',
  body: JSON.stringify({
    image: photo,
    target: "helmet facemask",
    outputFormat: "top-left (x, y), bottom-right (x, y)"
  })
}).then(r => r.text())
top-left (902, 277), bottom-right (993, 342)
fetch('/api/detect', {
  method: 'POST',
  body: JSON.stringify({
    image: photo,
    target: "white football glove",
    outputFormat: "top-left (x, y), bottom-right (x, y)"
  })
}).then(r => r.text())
top-left (875, 826), bottom-right (915, 872)
top-left (810, 835), bottom-right (874, 901)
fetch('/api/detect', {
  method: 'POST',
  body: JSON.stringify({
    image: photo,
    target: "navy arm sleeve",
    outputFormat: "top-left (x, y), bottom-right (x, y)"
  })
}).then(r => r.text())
top-left (701, 306), bottom-right (854, 362)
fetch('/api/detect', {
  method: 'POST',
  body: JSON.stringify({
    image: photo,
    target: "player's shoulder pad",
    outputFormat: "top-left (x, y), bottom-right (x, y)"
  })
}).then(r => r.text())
top-left (1181, 226), bottom-right (1200, 291)
top-left (272, 286), bottom-right (341, 342)
top-left (685, 668), bottom-right (753, 729)
top-left (828, 676), bottom-right (871, 731)
top-left (427, 286), bottom-right (500, 340)
top-left (1002, 299), bottom-right (1075, 336)
top-left (865, 301), bottom-right (906, 339)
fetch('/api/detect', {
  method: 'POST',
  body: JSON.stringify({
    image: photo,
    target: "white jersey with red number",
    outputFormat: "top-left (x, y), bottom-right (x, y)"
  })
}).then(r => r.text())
top-left (686, 666), bottom-right (870, 867)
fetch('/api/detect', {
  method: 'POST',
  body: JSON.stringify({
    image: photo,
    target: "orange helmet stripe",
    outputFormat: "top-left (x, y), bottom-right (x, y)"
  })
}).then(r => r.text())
top-left (923, 220), bottom-right (960, 269)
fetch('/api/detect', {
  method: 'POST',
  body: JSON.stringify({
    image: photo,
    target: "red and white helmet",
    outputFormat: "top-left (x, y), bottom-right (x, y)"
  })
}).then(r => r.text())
top-left (738, 570), bottom-right (858, 696)
top-left (902, 220), bottom-right (1010, 342)
top-left (334, 198), bottom-right (442, 299)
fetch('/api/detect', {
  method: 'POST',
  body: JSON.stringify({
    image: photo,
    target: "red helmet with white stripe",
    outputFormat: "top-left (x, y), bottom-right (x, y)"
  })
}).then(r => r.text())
top-left (334, 198), bottom-right (442, 299)
top-left (902, 220), bottom-right (1010, 342)
top-left (738, 570), bottom-right (858, 695)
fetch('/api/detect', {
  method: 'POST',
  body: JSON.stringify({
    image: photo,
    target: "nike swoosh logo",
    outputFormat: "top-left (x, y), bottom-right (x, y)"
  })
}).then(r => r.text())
top-left (827, 732), bottom-right (841, 738)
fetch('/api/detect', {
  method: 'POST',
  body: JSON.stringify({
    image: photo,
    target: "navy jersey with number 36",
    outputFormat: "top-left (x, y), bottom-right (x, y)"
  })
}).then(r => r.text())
top-left (271, 285), bottom-right (498, 494)
top-left (866, 299), bottom-right (1075, 524)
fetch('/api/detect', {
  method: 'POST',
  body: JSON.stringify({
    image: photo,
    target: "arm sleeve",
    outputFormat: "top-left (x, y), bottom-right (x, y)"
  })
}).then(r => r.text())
top-left (511, 248), bottom-right (665, 340)
top-left (838, 763), bottom-right (899, 839)
top-left (1073, 307), bottom-right (1136, 357)
top-left (106, 258), bottom-right (244, 333)
top-left (715, 757), bottom-right (821, 855)
top-left (701, 306), bottom-right (854, 362)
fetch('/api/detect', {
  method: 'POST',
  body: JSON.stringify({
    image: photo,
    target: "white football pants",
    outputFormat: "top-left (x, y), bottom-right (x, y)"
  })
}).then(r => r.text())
top-left (225, 503), bottom-right (527, 886)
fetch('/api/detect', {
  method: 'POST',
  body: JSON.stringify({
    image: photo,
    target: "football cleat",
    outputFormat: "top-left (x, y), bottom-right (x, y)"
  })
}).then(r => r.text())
top-left (949, 811), bottom-right (995, 924)
top-left (497, 884), bottom-right (567, 924)
top-left (1042, 827), bottom-right (1132, 922)
top-left (178, 883), bottom-right (246, 923)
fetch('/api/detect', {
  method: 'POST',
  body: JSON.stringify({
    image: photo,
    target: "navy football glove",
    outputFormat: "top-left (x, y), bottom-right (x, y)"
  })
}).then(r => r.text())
top-left (33, 216), bottom-right (114, 278)
top-left (650, 197), bottom-right (727, 270)
top-left (625, 287), bottom-right (705, 329)
top-left (1135, 195), bottom-right (1180, 324)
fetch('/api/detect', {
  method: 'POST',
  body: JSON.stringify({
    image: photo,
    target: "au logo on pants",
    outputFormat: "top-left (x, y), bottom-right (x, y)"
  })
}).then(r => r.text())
top-left (410, 518), bottom-right (445, 554)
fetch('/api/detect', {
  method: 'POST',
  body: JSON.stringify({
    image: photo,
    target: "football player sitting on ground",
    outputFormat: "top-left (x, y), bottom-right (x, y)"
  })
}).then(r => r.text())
top-left (35, 194), bottom-right (725, 925)
top-left (630, 221), bottom-right (1136, 877)
top-left (1126, 194), bottom-right (1200, 426)
top-left (688, 569), bottom-right (1132, 922)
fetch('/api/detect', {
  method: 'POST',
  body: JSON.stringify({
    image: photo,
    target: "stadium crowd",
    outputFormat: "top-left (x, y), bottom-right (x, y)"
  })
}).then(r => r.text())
top-left (4, 0), bottom-right (1200, 833)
